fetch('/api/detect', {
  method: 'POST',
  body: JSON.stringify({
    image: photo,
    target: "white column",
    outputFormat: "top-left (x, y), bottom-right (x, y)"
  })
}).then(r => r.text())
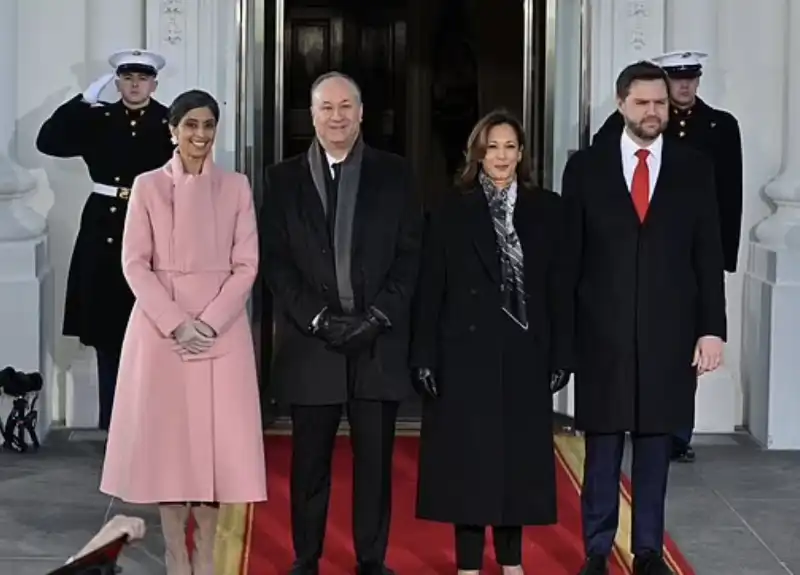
top-left (145, 0), bottom-right (239, 169)
top-left (86, 0), bottom-right (145, 101)
top-left (0, 0), bottom-right (53, 440)
top-left (754, 2), bottom-right (800, 250)
top-left (745, 1), bottom-right (800, 449)
top-left (664, 0), bottom-right (719, 103)
top-left (588, 0), bottom-right (665, 134)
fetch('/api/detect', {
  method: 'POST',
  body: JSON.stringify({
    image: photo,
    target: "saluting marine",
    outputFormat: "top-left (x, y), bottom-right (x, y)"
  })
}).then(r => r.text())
top-left (36, 49), bottom-right (175, 431)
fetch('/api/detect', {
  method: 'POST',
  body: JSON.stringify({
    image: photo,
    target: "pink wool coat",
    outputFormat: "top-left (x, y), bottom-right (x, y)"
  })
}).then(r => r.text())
top-left (100, 152), bottom-right (267, 504)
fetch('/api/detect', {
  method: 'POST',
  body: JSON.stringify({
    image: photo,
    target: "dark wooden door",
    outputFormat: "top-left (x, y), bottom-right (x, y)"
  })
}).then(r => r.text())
top-left (283, 0), bottom-right (407, 158)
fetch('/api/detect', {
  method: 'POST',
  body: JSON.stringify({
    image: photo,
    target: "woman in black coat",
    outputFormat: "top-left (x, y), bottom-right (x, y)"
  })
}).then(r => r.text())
top-left (410, 109), bottom-right (572, 574)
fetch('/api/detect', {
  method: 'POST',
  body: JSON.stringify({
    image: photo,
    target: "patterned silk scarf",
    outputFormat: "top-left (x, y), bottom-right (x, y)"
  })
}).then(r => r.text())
top-left (479, 171), bottom-right (528, 330)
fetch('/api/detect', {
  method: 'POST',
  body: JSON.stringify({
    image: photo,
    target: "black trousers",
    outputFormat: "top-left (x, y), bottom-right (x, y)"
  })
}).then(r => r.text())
top-left (290, 398), bottom-right (399, 567)
top-left (581, 433), bottom-right (671, 557)
top-left (96, 348), bottom-right (120, 431)
top-left (454, 524), bottom-right (522, 570)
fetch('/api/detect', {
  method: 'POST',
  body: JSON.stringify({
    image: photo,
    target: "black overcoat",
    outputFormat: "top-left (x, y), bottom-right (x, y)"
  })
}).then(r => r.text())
top-left (36, 95), bottom-right (175, 352)
top-left (261, 145), bottom-right (423, 405)
top-left (594, 97), bottom-right (743, 271)
top-left (410, 185), bottom-right (571, 526)
top-left (562, 137), bottom-right (727, 434)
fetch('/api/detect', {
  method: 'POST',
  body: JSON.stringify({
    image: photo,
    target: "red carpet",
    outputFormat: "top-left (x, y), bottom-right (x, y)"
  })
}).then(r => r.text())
top-left (237, 435), bottom-right (637, 574)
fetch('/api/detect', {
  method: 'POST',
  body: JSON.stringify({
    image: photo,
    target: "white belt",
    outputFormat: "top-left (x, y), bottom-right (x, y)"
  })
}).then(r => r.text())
top-left (92, 183), bottom-right (131, 200)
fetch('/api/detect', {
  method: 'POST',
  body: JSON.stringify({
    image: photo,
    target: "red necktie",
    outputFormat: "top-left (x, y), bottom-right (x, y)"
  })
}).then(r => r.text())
top-left (632, 149), bottom-right (650, 222)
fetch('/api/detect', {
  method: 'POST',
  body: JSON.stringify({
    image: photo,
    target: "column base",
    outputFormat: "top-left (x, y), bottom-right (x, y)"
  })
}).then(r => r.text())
top-left (743, 242), bottom-right (800, 449)
top-left (0, 234), bottom-right (54, 443)
top-left (65, 348), bottom-right (100, 428)
top-left (694, 366), bottom-right (739, 433)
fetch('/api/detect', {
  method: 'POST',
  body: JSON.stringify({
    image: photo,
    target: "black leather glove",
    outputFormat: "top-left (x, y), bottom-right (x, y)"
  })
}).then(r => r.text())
top-left (338, 307), bottom-right (390, 355)
top-left (550, 369), bottom-right (571, 394)
top-left (412, 367), bottom-right (439, 399)
top-left (313, 309), bottom-right (359, 348)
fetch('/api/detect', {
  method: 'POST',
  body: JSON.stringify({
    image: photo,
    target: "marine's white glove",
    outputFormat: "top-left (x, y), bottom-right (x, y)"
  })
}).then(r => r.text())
top-left (82, 73), bottom-right (116, 105)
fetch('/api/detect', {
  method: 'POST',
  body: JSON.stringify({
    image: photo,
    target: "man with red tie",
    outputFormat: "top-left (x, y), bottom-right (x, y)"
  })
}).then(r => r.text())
top-left (561, 61), bottom-right (727, 575)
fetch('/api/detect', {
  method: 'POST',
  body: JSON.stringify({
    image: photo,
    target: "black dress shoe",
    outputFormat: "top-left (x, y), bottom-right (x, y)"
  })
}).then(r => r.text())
top-left (633, 553), bottom-right (673, 574)
top-left (356, 563), bottom-right (396, 575)
top-left (289, 560), bottom-right (318, 574)
top-left (577, 555), bottom-right (609, 575)
top-left (670, 444), bottom-right (696, 463)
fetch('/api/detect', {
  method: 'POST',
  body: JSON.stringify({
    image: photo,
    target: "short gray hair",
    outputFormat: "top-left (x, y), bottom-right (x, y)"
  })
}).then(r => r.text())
top-left (310, 71), bottom-right (362, 105)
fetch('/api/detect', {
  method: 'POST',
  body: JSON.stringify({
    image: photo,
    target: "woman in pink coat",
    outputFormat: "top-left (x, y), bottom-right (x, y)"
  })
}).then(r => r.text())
top-left (100, 89), bottom-right (267, 575)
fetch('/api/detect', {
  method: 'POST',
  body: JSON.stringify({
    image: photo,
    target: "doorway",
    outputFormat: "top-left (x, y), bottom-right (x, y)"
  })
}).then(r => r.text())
top-left (250, 0), bottom-right (550, 424)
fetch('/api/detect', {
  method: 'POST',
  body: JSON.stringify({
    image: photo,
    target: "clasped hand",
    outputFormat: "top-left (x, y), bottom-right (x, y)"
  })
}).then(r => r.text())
top-left (315, 308), bottom-right (387, 355)
top-left (173, 319), bottom-right (216, 355)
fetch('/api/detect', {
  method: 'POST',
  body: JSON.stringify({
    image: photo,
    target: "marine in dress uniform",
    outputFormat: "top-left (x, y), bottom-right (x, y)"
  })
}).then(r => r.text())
top-left (36, 49), bottom-right (175, 431)
top-left (592, 50), bottom-right (743, 463)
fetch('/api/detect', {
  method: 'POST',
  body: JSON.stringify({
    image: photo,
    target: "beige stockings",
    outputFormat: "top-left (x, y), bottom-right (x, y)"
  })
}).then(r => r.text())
top-left (159, 503), bottom-right (219, 575)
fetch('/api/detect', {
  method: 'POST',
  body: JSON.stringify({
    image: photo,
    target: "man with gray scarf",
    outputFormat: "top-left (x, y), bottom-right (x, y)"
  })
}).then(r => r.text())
top-left (261, 72), bottom-right (423, 575)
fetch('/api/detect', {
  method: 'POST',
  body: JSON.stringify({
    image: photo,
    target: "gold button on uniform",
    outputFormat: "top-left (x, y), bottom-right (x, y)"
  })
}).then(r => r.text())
top-left (109, 206), bottom-right (117, 213)
top-left (106, 237), bottom-right (114, 244)
top-left (114, 176), bottom-right (120, 182)
top-left (130, 120), bottom-right (137, 127)
top-left (131, 132), bottom-right (136, 136)
top-left (679, 131), bottom-right (685, 138)
top-left (679, 120), bottom-right (686, 127)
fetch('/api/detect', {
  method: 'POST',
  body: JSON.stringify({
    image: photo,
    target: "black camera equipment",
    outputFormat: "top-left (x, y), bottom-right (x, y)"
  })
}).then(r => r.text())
top-left (0, 366), bottom-right (43, 453)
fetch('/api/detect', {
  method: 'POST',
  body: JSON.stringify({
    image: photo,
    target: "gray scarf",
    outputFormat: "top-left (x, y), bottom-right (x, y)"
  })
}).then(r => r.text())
top-left (479, 171), bottom-right (528, 330)
top-left (307, 137), bottom-right (364, 312)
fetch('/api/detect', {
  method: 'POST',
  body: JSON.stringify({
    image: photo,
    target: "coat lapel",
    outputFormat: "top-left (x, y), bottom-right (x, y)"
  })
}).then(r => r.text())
top-left (464, 188), bottom-right (501, 283)
top-left (645, 139), bottom-right (676, 224)
top-left (600, 144), bottom-right (642, 227)
top-left (351, 146), bottom-right (376, 263)
top-left (298, 154), bottom-right (331, 248)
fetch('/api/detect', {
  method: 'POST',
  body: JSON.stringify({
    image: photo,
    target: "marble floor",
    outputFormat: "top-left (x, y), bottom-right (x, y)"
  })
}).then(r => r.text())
top-left (0, 429), bottom-right (796, 574)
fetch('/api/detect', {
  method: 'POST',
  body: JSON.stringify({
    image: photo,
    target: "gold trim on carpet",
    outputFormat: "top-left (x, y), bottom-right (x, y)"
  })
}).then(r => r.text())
top-left (617, 477), bottom-right (685, 574)
top-left (554, 435), bottom-right (633, 573)
top-left (214, 503), bottom-right (248, 574)
top-left (221, 431), bottom-right (684, 575)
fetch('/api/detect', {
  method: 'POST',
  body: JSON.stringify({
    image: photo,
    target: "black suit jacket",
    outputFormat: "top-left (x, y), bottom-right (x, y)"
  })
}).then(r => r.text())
top-left (593, 99), bottom-right (743, 272)
top-left (261, 145), bottom-right (423, 405)
top-left (562, 136), bottom-right (727, 434)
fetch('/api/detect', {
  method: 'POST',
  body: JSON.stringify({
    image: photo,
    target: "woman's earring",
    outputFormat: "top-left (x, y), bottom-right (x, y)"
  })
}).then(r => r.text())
top-left (170, 135), bottom-right (178, 145)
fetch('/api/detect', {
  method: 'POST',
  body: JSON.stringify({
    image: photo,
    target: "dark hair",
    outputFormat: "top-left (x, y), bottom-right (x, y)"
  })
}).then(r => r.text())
top-left (615, 61), bottom-right (668, 100)
top-left (455, 109), bottom-right (535, 191)
top-left (168, 89), bottom-right (220, 127)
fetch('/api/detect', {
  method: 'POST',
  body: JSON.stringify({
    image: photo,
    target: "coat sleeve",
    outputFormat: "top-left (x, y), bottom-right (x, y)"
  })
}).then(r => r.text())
top-left (260, 167), bottom-right (328, 331)
top-left (693, 158), bottom-right (728, 341)
top-left (35, 95), bottom-right (91, 158)
top-left (198, 175), bottom-right (259, 335)
top-left (122, 176), bottom-right (191, 337)
top-left (546, 193), bottom-right (575, 372)
top-left (717, 112), bottom-right (743, 273)
top-left (409, 206), bottom-right (447, 369)
top-left (371, 164), bottom-right (424, 324)
top-left (557, 152), bottom-right (585, 370)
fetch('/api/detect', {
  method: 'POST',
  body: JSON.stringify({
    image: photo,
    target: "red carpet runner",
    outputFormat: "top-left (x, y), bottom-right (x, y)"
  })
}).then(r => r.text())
top-left (215, 434), bottom-right (694, 574)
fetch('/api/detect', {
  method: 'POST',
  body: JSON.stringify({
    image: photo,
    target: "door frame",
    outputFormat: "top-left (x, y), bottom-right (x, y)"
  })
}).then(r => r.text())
top-left (235, 0), bottom-right (593, 421)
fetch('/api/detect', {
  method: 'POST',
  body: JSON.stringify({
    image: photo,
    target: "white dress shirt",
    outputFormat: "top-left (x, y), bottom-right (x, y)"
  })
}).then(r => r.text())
top-left (620, 129), bottom-right (663, 198)
top-left (326, 152), bottom-right (345, 179)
